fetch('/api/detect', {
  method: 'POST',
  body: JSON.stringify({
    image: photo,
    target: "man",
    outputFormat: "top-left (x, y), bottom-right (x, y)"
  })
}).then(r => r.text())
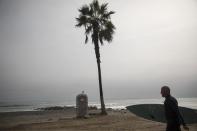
top-left (161, 86), bottom-right (189, 131)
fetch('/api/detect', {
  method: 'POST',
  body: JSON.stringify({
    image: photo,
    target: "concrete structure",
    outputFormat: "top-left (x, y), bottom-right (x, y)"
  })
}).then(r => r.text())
top-left (76, 91), bottom-right (88, 118)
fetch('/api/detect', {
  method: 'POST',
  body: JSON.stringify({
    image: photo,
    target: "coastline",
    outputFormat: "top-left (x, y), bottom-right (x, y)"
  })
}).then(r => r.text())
top-left (1, 97), bottom-right (197, 113)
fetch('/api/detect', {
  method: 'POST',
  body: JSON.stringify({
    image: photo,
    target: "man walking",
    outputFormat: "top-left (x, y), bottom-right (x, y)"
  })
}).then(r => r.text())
top-left (161, 86), bottom-right (189, 131)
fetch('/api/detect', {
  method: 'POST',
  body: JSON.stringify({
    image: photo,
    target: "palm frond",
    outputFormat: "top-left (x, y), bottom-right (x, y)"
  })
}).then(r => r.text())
top-left (99, 29), bottom-right (113, 42)
top-left (105, 21), bottom-right (115, 32)
top-left (92, 0), bottom-right (99, 12)
top-left (88, 6), bottom-right (94, 16)
top-left (75, 15), bottom-right (88, 27)
top-left (91, 34), bottom-right (95, 44)
top-left (103, 11), bottom-right (115, 19)
top-left (99, 33), bottom-right (104, 45)
top-left (99, 3), bottom-right (108, 15)
top-left (78, 5), bottom-right (89, 15)
top-left (85, 26), bottom-right (92, 35)
top-left (91, 33), bottom-right (98, 44)
top-left (75, 18), bottom-right (83, 27)
top-left (85, 35), bottom-right (88, 44)
top-left (104, 32), bottom-right (113, 42)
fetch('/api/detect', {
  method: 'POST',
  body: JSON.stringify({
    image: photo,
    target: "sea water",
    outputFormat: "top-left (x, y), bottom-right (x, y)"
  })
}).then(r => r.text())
top-left (0, 97), bottom-right (197, 112)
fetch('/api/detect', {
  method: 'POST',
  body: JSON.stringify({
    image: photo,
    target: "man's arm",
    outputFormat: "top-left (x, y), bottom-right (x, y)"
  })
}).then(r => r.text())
top-left (168, 100), bottom-right (189, 130)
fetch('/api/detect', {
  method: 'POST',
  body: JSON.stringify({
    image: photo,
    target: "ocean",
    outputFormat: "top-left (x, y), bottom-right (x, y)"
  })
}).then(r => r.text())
top-left (0, 97), bottom-right (197, 112)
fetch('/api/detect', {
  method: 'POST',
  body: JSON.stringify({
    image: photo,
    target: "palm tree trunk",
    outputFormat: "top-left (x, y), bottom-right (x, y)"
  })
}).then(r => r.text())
top-left (97, 58), bottom-right (107, 115)
top-left (93, 25), bottom-right (107, 115)
top-left (94, 44), bottom-right (107, 115)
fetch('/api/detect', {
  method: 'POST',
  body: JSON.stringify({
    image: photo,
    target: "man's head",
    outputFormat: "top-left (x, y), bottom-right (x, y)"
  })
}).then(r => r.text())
top-left (161, 86), bottom-right (170, 97)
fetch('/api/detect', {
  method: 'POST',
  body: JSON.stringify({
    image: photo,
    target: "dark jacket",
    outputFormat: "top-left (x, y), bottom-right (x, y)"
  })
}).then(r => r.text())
top-left (164, 95), bottom-right (186, 126)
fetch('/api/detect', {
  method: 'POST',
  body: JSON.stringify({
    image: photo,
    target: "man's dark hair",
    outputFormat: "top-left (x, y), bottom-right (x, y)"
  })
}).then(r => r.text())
top-left (161, 86), bottom-right (170, 95)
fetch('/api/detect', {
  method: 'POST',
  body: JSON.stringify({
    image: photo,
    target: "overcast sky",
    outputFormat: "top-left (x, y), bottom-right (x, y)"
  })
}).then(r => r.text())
top-left (0, 0), bottom-right (197, 102)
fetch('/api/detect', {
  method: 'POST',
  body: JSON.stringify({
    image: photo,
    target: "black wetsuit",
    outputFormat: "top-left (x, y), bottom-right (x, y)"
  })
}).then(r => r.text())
top-left (164, 95), bottom-right (186, 131)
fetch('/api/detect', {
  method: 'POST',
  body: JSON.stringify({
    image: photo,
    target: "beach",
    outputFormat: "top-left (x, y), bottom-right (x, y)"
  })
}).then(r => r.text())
top-left (0, 108), bottom-right (197, 131)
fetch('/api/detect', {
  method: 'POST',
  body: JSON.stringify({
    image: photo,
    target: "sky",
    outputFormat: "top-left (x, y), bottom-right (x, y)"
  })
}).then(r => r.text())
top-left (0, 0), bottom-right (197, 103)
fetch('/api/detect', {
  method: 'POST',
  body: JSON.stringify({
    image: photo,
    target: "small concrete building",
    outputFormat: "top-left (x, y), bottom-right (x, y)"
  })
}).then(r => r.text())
top-left (76, 91), bottom-right (88, 118)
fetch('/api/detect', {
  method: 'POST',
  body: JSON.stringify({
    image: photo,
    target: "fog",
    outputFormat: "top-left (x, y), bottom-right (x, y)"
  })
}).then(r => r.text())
top-left (0, 0), bottom-right (197, 103)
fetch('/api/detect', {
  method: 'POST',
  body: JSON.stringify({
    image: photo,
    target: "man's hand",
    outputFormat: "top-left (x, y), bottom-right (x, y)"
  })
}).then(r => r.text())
top-left (183, 125), bottom-right (189, 130)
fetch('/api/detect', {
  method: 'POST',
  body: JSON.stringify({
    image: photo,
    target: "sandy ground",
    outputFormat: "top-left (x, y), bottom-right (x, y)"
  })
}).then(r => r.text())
top-left (0, 109), bottom-right (196, 131)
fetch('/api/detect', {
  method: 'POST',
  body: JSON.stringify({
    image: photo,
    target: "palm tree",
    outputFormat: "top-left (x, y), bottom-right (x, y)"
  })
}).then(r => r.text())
top-left (76, 0), bottom-right (115, 115)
